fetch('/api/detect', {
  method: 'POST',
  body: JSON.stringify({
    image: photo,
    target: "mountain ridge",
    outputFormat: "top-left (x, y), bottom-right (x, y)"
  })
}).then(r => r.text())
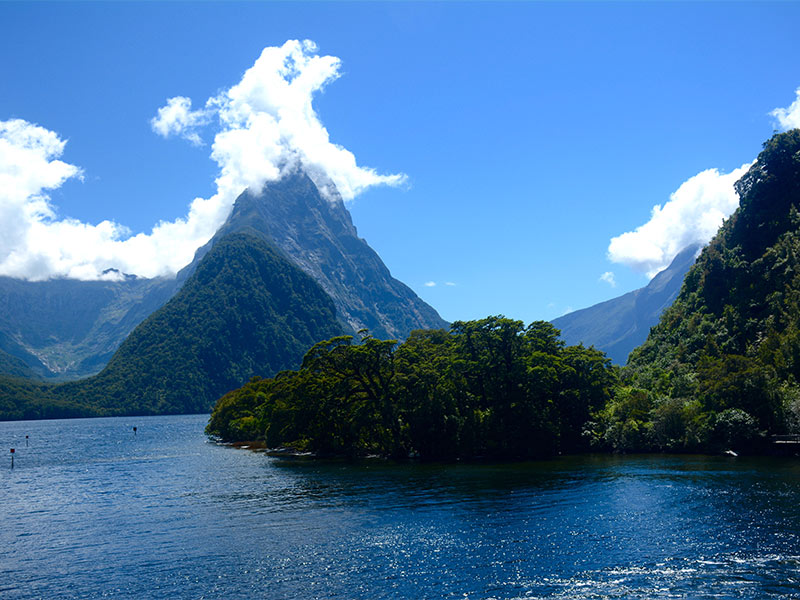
top-left (552, 244), bottom-right (700, 364)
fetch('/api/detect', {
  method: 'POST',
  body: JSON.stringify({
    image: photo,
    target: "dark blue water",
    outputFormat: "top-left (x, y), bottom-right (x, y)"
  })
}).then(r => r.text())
top-left (2, 415), bottom-right (800, 599)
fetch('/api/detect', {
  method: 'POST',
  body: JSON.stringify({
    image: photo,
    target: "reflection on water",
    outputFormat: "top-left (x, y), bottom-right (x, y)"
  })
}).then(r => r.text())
top-left (2, 415), bottom-right (800, 599)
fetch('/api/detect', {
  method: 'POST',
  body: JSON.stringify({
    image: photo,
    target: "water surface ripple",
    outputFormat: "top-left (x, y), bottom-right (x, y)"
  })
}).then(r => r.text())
top-left (2, 415), bottom-right (800, 598)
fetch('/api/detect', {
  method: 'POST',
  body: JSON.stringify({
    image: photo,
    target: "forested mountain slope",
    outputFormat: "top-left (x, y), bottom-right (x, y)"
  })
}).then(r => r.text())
top-left (605, 130), bottom-right (800, 451)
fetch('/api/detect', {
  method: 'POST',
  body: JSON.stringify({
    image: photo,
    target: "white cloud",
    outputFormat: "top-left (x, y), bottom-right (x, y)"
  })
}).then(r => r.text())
top-left (203, 39), bottom-right (406, 203)
top-left (424, 281), bottom-right (436, 287)
top-left (445, 281), bottom-right (456, 286)
top-left (0, 118), bottom-right (242, 280)
top-left (771, 88), bottom-right (800, 131)
top-left (608, 163), bottom-right (752, 277)
top-left (599, 271), bottom-right (616, 287)
top-left (0, 40), bottom-right (405, 281)
top-left (150, 96), bottom-right (210, 146)
top-left (608, 86), bottom-right (800, 279)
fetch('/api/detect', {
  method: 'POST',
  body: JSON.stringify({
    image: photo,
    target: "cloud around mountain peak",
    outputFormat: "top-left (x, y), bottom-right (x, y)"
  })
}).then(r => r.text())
top-left (771, 87), bottom-right (800, 132)
top-left (152, 39), bottom-right (406, 203)
top-left (607, 163), bottom-right (752, 278)
top-left (0, 40), bottom-right (405, 281)
top-left (608, 89), bottom-right (800, 280)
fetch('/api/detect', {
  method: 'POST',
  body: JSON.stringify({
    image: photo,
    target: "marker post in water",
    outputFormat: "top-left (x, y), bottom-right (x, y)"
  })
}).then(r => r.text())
top-left (25, 435), bottom-right (29, 447)
top-left (10, 448), bottom-right (14, 469)
top-left (133, 426), bottom-right (137, 436)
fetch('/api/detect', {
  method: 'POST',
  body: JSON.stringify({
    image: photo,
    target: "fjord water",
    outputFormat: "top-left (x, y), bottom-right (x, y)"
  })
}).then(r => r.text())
top-left (2, 415), bottom-right (800, 599)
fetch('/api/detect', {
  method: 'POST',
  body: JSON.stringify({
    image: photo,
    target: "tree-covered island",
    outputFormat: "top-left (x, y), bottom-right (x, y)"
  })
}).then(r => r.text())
top-left (207, 318), bottom-right (615, 459)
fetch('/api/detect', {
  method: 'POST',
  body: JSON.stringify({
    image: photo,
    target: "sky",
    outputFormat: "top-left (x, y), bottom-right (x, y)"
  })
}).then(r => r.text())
top-left (2, 2), bottom-right (800, 325)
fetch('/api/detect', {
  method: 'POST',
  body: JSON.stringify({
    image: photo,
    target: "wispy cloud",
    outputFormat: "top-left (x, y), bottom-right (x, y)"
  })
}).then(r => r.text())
top-left (0, 40), bottom-right (405, 281)
top-left (445, 281), bottom-right (456, 286)
top-left (771, 88), bottom-right (800, 131)
top-left (424, 281), bottom-right (436, 287)
top-left (150, 96), bottom-right (210, 146)
top-left (608, 163), bottom-right (751, 278)
top-left (599, 271), bottom-right (616, 287)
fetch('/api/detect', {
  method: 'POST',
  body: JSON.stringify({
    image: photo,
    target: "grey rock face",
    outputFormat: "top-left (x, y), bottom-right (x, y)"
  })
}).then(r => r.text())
top-left (217, 170), bottom-right (448, 339)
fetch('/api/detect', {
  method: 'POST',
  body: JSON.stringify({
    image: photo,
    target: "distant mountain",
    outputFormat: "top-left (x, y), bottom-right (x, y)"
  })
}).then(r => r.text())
top-left (0, 232), bottom-right (344, 420)
top-left (218, 171), bottom-right (447, 339)
top-left (552, 244), bottom-right (700, 364)
top-left (0, 274), bottom-right (181, 380)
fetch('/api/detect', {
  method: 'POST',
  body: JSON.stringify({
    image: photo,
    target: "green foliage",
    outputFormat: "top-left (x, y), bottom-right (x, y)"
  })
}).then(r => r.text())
top-left (615, 130), bottom-right (800, 452)
top-left (0, 348), bottom-right (39, 381)
top-left (594, 386), bottom-right (654, 452)
top-left (714, 408), bottom-right (762, 448)
top-left (0, 374), bottom-right (100, 420)
top-left (207, 316), bottom-right (618, 460)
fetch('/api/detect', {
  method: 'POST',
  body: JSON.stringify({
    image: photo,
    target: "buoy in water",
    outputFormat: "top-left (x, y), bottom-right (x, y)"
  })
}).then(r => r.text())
top-left (10, 448), bottom-right (14, 469)
top-left (133, 426), bottom-right (137, 436)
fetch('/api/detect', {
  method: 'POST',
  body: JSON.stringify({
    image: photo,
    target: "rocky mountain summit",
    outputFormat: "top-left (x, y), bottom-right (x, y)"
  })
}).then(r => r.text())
top-left (217, 171), bottom-right (447, 339)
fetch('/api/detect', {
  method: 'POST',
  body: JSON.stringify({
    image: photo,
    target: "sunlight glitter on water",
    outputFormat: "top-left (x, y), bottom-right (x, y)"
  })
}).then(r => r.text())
top-left (2, 415), bottom-right (800, 599)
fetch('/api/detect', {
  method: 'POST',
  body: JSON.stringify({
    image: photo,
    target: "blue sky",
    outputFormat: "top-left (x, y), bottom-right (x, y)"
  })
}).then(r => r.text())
top-left (2, 2), bottom-right (800, 324)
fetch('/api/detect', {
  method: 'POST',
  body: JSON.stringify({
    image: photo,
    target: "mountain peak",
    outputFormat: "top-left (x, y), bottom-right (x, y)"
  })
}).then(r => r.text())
top-left (218, 171), bottom-right (447, 339)
top-left (101, 267), bottom-right (138, 281)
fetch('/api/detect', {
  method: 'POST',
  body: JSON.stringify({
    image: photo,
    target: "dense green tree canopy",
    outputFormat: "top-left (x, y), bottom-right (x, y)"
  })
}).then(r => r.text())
top-left (207, 317), bottom-right (617, 460)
